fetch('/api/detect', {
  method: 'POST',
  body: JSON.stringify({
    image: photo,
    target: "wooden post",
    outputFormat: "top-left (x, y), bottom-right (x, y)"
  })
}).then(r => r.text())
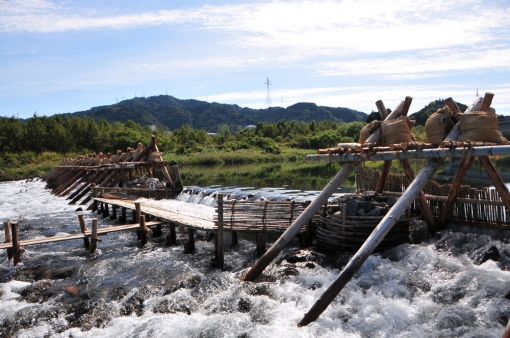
top-left (154, 224), bottom-right (162, 237)
top-left (297, 94), bottom-right (488, 327)
top-left (217, 193), bottom-right (224, 269)
top-left (478, 156), bottom-right (510, 211)
top-left (135, 202), bottom-right (141, 225)
top-left (256, 234), bottom-right (266, 256)
top-left (167, 223), bottom-right (177, 245)
top-left (102, 203), bottom-right (110, 218)
top-left (3, 221), bottom-right (13, 260)
top-left (91, 199), bottom-right (98, 212)
top-left (139, 216), bottom-right (147, 246)
top-left (132, 209), bottom-right (137, 224)
top-left (78, 214), bottom-right (91, 249)
top-left (231, 232), bottom-right (238, 248)
top-left (241, 161), bottom-right (359, 282)
top-left (375, 160), bottom-right (392, 193)
top-left (11, 221), bottom-right (21, 265)
top-left (185, 228), bottom-right (195, 254)
top-left (399, 159), bottom-right (438, 233)
top-left (110, 205), bottom-right (117, 220)
top-left (120, 207), bottom-right (127, 223)
top-left (97, 202), bottom-right (103, 215)
top-left (438, 156), bottom-right (474, 228)
top-left (90, 218), bottom-right (98, 254)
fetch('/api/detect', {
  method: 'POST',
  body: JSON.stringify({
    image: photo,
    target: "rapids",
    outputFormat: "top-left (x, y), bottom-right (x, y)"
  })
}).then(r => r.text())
top-left (1, 179), bottom-right (510, 337)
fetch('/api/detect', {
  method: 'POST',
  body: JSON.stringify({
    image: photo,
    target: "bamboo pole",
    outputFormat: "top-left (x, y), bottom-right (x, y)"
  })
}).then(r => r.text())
top-left (298, 94), bottom-right (487, 327)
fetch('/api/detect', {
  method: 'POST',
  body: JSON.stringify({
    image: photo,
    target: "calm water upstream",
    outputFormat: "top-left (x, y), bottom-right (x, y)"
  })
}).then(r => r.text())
top-left (2, 160), bottom-right (510, 337)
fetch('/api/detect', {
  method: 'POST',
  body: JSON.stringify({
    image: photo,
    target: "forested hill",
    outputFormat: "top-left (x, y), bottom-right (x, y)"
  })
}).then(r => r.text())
top-left (70, 95), bottom-right (367, 132)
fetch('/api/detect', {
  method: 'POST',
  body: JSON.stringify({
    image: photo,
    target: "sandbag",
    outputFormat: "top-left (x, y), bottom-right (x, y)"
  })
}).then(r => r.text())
top-left (381, 116), bottom-right (416, 146)
top-left (147, 151), bottom-right (162, 163)
top-left (458, 110), bottom-right (508, 144)
top-left (358, 121), bottom-right (381, 144)
top-left (425, 106), bottom-right (454, 144)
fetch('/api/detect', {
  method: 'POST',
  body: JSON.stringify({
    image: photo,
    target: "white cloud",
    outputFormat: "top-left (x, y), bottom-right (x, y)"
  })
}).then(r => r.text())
top-left (2, 0), bottom-right (509, 55)
top-left (316, 48), bottom-right (510, 78)
top-left (200, 84), bottom-right (510, 115)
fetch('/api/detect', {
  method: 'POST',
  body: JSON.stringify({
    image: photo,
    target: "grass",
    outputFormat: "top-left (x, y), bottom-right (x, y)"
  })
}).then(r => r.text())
top-left (164, 148), bottom-right (311, 166)
top-left (0, 151), bottom-right (76, 181)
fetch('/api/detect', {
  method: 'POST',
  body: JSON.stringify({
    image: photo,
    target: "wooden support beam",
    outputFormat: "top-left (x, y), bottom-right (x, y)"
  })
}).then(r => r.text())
top-left (444, 97), bottom-right (462, 119)
top-left (400, 96), bottom-right (413, 116)
top-left (438, 156), bottom-right (474, 229)
top-left (167, 223), bottom-right (177, 245)
top-left (231, 232), bottom-right (238, 248)
top-left (139, 216), bottom-right (147, 246)
top-left (11, 221), bottom-right (21, 266)
top-left (120, 207), bottom-right (127, 223)
top-left (78, 214), bottom-right (91, 249)
top-left (185, 229), bottom-right (195, 254)
top-left (478, 156), bottom-right (510, 210)
top-left (90, 218), bottom-right (99, 254)
top-left (135, 202), bottom-right (142, 225)
top-left (3, 221), bottom-right (13, 260)
top-left (216, 193), bottom-right (224, 269)
top-left (102, 203), bottom-right (110, 218)
top-left (154, 223), bottom-right (162, 237)
top-left (256, 234), bottom-right (266, 257)
top-left (399, 159), bottom-right (438, 233)
top-left (375, 160), bottom-right (392, 193)
top-left (110, 205), bottom-right (117, 220)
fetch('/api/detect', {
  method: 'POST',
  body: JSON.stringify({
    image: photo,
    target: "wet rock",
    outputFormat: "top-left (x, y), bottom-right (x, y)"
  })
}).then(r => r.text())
top-left (153, 299), bottom-right (192, 315)
top-left (305, 262), bottom-right (316, 269)
top-left (238, 298), bottom-right (251, 313)
top-left (344, 199), bottom-right (358, 216)
top-left (409, 219), bottom-right (429, 244)
top-left (331, 251), bottom-right (352, 269)
top-left (432, 283), bottom-right (466, 304)
top-left (52, 266), bottom-right (77, 279)
top-left (120, 287), bottom-right (157, 317)
top-left (366, 207), bottom-right (382, 216)
top-left (75, 207), bottom-right (83, 212)
top-left (357, 209), bottom-right (366, 216)
top-left (0, 304), bottom-right (58, 337)
top-left (387, 195), bottom-right (398, 207)
top-left (481, 246), bottom-right (500, 264)
top-left (165, 275), bottom-right (202, 294)
top-left (310, 282), bottom-right (322, 290)
top-left (472, 245), bottom-right (501, 265)
top-left (280, 267), bottom-right (299, 277)
top-left (20, 280), bottom-right (59, 303)
top-left (286, 254), bottom-right (307, 263)
top-left (245, 283), bottom-right (272, 297)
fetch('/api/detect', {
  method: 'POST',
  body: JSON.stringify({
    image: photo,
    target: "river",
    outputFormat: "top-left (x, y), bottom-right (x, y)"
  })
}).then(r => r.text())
top-left (1, 177), bottom-right (510, 337)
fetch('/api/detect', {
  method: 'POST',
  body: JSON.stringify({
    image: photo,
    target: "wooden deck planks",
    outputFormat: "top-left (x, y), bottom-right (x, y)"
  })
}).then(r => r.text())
top-left (0, 221), bottom-right (164, 249)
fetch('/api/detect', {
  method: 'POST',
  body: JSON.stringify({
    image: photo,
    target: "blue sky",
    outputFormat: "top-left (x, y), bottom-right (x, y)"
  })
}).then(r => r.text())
top-left (1, 0), bottom-right (510, 119)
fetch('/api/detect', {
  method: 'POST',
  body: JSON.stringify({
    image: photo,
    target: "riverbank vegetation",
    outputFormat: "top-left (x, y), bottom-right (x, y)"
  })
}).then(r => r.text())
top-left (0, 114), bottom-right (367, 180)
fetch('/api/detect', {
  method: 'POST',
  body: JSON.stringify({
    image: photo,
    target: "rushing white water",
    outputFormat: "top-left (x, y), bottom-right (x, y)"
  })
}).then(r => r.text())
top-left (1, 180), bottom-right (510, 337)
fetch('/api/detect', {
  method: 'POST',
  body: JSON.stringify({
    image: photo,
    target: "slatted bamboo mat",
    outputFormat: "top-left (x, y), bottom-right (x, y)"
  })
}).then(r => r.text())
top-left (93, 197), bottom-right (216, 231)
top-left (0, 221), bottom-right (164, 249)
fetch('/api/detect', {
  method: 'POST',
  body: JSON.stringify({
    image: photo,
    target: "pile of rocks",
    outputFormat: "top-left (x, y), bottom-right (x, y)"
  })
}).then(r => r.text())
top-left (328, 193), bottom-right (399, 217)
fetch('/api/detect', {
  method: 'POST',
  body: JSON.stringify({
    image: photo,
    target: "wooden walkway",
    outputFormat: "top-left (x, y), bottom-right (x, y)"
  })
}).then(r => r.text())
top-left (0, 221), bottom-right (163, 250)
top-left (92, 197), bottom-right (215, 231)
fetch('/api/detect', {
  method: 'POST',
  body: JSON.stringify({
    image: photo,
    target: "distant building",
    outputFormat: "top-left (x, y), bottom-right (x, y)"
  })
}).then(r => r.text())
top-left (244, 125), bottom-right (256, 129)
top-left (207, 133), bottom-right (217, 136)
top-left (149, 125), bottom-right (156, 131)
